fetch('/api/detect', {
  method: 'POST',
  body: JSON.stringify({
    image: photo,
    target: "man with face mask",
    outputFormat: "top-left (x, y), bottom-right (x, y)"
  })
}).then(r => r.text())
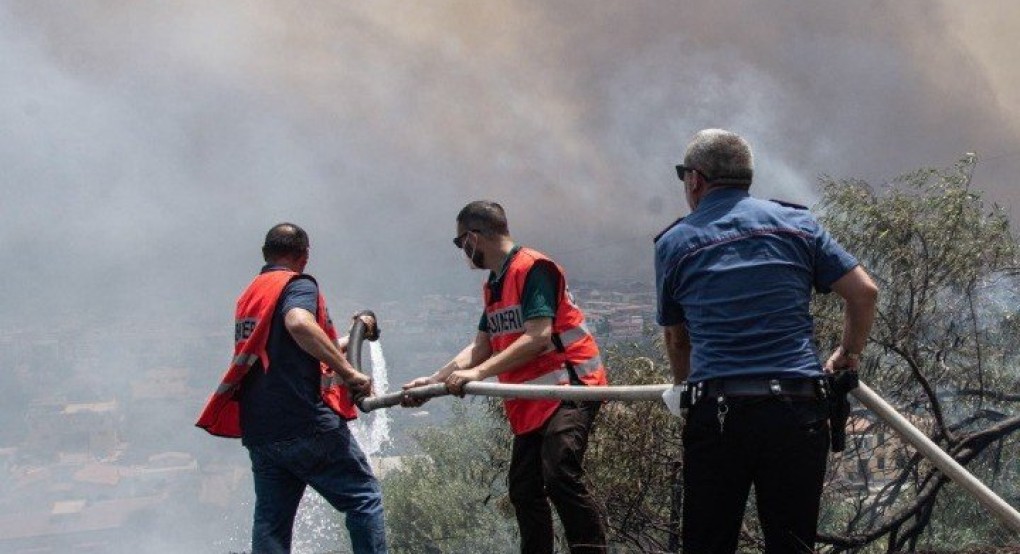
top-left (402, 201), bottom-right (609, 554)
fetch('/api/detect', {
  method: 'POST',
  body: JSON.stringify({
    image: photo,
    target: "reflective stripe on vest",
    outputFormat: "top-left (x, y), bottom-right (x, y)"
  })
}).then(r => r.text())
top-left (520, 354), bottom-right (605, 386)
top-left (557, 323), bottom-right (591, 350)
top-left (197, 270), bottom-right (357, 439)
top-left (232, 352), bottom-right (259, 368)
top-left (321, 372), bottom-right (343, 389)
top-left (484, 247), bottom-right (609, 436)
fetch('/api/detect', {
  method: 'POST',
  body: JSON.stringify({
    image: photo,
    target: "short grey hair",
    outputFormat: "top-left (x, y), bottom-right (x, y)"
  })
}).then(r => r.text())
top-left (683, 129), bottom-right (754, 185)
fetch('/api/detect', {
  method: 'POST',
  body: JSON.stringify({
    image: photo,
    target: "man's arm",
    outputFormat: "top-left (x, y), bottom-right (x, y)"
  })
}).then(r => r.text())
top-left (656, 239), bottom-right (688, 384)
top-left (420, 331), bottom-right (493, 383)
top-left (284, 308), bottom-right (372, 395)
top-left (445, 317), bottom-right (553, 394)
top-left (400, 331), bottom-right (492, 406)
top-left (663, 323), bottom-right (692, 384)
top-left (824, 265), bottom-right (879, 371)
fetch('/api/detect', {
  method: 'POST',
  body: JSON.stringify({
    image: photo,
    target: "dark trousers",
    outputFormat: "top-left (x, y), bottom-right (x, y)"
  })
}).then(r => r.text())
top-left (682, 396), bottom-right (829, 554)
top-left (508, 401), bottom-right (608, 554)
top-left (247, 426), bottom-right (387, 554)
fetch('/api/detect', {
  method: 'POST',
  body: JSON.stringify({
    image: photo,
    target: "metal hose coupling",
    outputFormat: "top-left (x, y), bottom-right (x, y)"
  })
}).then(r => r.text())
top-left (352, 309), bottom-right (380, 341)
top-left (346, 309), bottom-right (378, 412)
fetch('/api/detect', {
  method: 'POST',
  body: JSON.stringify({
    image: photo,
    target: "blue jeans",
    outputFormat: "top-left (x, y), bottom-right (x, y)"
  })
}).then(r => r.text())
top-left (247, 426), bottom-right (387, 554)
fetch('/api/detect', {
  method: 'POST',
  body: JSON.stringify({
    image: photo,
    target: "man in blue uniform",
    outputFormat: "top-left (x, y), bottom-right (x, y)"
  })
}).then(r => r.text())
top-left (655, 130), bottom-right (878, 553)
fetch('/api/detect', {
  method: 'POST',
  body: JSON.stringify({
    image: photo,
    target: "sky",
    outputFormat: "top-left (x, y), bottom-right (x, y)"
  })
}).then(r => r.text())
top-left (2, 0), bottom-right (1019, 323)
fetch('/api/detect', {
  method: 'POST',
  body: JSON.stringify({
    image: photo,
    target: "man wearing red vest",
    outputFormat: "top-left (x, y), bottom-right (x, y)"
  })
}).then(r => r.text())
top-left (196, 223), bottom-right (387, 554)
top-left (402, 201), bottom-right (608, 553)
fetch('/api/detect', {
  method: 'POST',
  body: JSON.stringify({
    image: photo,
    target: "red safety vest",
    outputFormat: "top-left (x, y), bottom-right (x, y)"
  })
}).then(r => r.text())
top-left (485, 247), bottom-right (608, 435)
top-left (196, 270), bottom-right (357, 438)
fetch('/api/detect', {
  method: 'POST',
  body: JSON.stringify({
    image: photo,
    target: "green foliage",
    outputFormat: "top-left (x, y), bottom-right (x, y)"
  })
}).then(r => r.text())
top-left (585, 341), bottom-right (684, 552)
top-left (381, 157), bottom-right (1020, 553)
top-left (814, 157), bottom-right (1019, 396)
top-left (382, 401), bottom-right (518, 553)
top-left (813, 158), bottom-right (1020, 551)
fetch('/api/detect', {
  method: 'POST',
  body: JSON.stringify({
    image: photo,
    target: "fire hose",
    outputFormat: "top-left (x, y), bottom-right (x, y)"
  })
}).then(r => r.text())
top-left (851, 381), bottom-right (1020, 533)
top-left (357, 377), bottom-right (1020, 533)
top-left (344, 312), bottom-right (1019, 533)
top-left (361, 382), bottom-right (669, 408)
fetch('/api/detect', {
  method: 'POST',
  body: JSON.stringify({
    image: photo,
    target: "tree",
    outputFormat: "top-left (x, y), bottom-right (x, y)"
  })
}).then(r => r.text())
top-left (813, 157), bottom-right (1020, 551)
top-left (582, 158), bottom-right (1020, 552)
top-left (382, 401), bottom-right (518, 553)
top-left (381, 157), bottom-right (1020, 552)
top-left (585, 343), bottom-right (682, 552)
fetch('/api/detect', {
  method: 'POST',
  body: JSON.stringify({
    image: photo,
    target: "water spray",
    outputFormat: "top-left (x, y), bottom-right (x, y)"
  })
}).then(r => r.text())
top-left (345, 309), bottom-right (391, 453)
top-left (289, 311), bottom-right (390, 554)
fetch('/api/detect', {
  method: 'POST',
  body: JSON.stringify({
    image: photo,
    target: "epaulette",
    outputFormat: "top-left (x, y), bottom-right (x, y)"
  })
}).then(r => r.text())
top-left (769, 198), bottom-right (809, 210)
top-left (654, 216), bottom-right (685, 243)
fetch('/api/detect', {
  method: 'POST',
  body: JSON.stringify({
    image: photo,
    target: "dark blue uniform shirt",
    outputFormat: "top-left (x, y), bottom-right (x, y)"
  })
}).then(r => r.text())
top-left (239, 265), bottom-right (341, 446)
top-left (654, 188), bottom-right (858, 383)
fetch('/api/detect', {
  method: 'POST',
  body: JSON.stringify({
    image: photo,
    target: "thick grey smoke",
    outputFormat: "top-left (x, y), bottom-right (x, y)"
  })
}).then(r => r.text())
top-left (3, 0), bottom-right (1019, 323)
top-left (1, 1), bottom-right (1018, 551)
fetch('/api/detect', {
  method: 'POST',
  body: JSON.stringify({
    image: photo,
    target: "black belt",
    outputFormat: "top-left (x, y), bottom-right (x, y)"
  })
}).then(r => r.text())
top-left (679, 376), bottom-right (826, 408)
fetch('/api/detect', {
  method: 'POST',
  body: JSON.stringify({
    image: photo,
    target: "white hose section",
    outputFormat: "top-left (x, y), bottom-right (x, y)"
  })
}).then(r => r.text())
top-left (359, 383), bottom-right (669, 411)
top-left (359, 379), bottom-right (1020, 534)
top-left (852, 382), bottom-right (1020, 533)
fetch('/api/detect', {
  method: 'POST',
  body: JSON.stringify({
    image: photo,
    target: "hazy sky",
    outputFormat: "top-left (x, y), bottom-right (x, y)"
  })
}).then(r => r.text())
top-left (2, 0), bottom-right (1019, 326)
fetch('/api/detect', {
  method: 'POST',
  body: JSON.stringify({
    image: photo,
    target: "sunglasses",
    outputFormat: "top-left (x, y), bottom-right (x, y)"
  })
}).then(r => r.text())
top-left (675, 164), bottom-right (710, 182)
top-left (453, 230), bottom-right (481, 249)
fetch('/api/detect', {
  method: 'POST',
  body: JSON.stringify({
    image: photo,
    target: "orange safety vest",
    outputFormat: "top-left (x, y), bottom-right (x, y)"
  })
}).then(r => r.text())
top-left (485, 247), bottom-right (608, 435)
top-left (196, 269), bottom-right (357, 438)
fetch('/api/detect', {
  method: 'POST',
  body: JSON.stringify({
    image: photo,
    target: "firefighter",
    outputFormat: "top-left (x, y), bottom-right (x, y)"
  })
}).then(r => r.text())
top-left (402, 201), bottom-right (608, 554)
top-left (197, 223), bottom-right (387, 554)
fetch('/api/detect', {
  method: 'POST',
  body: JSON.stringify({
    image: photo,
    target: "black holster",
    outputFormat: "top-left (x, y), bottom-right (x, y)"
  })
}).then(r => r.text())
top-left (824, 370), bottom-right (858, 452)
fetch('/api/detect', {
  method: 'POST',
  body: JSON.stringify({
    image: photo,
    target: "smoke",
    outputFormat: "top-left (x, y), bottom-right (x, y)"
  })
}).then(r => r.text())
top-left (1, 1), bottom-right (1018, 550)
top-left (2, 1), bottom-right (1019, 321)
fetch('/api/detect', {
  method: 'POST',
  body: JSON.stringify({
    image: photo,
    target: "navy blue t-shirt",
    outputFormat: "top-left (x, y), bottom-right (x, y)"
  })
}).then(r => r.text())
top-left (239, 265), bottom-right (341, 446)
